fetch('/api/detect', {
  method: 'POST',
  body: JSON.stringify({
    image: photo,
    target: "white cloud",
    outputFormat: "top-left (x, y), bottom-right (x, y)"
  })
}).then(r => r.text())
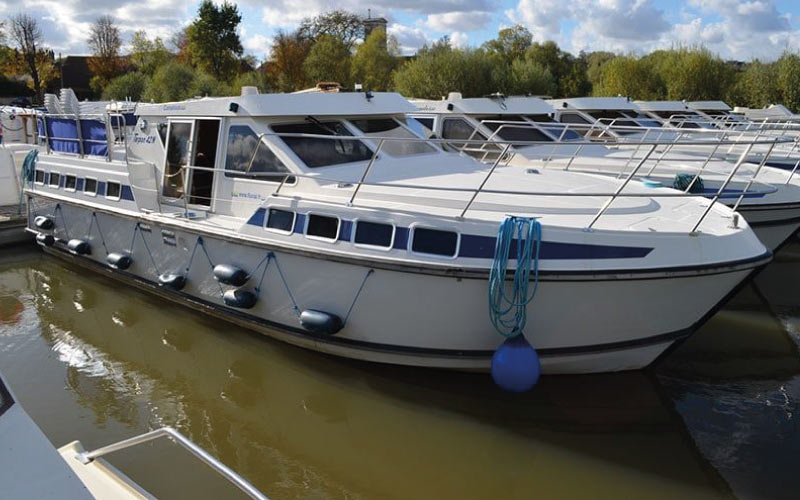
top-left (243, 34), bottom-right (273, 56)
top-left (388, 22), bottom-right (433, 55)
top-left (425, 11), bottom-right (492, 32)
top-left (450, 30), bottom-right (469, 47)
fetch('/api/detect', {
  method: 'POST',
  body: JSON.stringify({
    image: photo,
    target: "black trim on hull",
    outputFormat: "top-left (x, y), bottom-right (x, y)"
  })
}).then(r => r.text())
top-left (40, 244), bottom-right (766, 367)
top-left (26, 194), bottom-right (773, 282)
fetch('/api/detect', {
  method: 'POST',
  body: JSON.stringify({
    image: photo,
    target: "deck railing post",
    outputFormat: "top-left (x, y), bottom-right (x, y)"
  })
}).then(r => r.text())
top-left (586, 143), bottom-right (658, 230)
top-left (459, 142), bottom-right (512, 219)
top-left (348, 139), bottom-right (383, 206)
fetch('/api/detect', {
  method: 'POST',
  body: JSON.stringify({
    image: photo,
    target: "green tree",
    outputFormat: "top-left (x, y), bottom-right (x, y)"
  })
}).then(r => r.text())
top-left (592, 55), bottom-right (662, 100)
top-left (482, 25), bottom-right (532, 66)
top-left (506, 58), bottom-right (556, 95)
top-left (726, 60), bottom-right (778, 108)
top-left (185, 0), bottom-right (243, 81)
top-left (303, 34), bottom-right (352, 87)
top-left (130, 31), bottom-right (172, 76)
top-left (351, 29), bottom-right (396, 91)
top-left (231, 71), bottom-right (270, 94)
top-left (525, 41), bottom-right (589, 97)
top-left (647, 47), bottom-right (734, 101)
top-left (585, 51), bottom-right (616, 87)
top-left (143, 62), bottom-right (195, 102)
top-left (776, 52), bottom-right (800, 112)
top-left (188, 72), bottom-right (230, 97)
top-left (102, 72), bottom-right (148, 101)
top-left (393, 39), bottom-right (494, 99)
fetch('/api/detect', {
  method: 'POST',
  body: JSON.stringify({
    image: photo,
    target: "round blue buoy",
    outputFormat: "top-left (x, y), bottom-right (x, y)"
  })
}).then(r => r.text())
top-left (491, 334), bottom-right (541, 393)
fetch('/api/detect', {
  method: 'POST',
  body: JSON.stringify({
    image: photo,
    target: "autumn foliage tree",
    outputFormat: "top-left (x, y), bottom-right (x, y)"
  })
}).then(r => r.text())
top-left (6, 14), bottom-right (55, 103)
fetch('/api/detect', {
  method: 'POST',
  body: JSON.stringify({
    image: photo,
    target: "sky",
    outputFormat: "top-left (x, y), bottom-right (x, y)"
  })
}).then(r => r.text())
top-left (1, 0), bottom-right (800, 61)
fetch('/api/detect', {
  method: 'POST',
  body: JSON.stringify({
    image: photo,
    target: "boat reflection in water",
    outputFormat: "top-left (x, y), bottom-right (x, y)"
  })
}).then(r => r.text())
top-left (0, 250), bottom-right (740, 500)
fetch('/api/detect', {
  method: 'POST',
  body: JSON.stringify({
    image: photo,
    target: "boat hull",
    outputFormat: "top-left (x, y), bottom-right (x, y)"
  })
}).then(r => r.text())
top-left (29, 199), bottom-right (767, 375)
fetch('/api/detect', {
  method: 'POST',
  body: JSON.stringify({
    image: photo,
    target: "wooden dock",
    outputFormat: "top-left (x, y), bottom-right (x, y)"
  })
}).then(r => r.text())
top-left (0, 204), bottom-right (31, 247)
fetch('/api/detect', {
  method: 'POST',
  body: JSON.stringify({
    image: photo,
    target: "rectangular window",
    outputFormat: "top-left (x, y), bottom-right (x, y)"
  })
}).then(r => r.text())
top-left (441, 118), bottom-right (502, 159)
top-left (48, 172), bottom-right (60, 187)
top-left (479, 115), bottom-right (552, 144)
top-left (306, 214), bottom-right (339, 241)
top-left (64, 175), bottom-right (77, 191)
top-left (224, 125), bottom-right (293, 182)
top-left (411, 227), bottom-right (458, 257)
top-left (354, 221), bottom-right (394, 248)
top-left (106, 181), bottom-right (121, 199)
top-left (349, 118), bottom-right (435, 156)
top-left (266, 208), bottom-right (295, 233)
top-left (272, 121), bottom-right (373, 168)
top-left (34, 170), bottom-right (44, 184)
top-left (84, 178), bottom-right (97, 195)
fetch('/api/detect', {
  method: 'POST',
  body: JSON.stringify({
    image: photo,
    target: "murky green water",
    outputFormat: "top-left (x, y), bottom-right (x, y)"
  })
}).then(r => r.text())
top-left (1, 240), bottom-right (799, 500)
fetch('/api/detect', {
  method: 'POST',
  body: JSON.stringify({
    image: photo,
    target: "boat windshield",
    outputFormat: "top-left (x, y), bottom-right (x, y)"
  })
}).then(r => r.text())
top-left (348, 118), bottom-right (436, 156)
top-left (272, 120), bottom-right (373, 168)
top-left (526, 114), bottom-right (582, 141)
top-left (624, 112), bottom-right (662, 128)
top-left (478, 115), bottom-right (553, 144)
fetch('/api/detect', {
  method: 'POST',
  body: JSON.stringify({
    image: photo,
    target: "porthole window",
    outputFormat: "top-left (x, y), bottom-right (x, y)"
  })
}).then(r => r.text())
top-left (266, 208), bottom-right (295, 233)
top-left (106, 181), bottom-right (121, 200)
top-left (306, 214), bottom-right (339, 241)
top-left (411, 227), bottom-right (458, 257)
top-left (48, 172), bottom-right (60, 188)
top-left (84, 178), bottom-right (98, 196)
top-left (354, 221), bottom-right (394, 248)
top-left (34, 170), bottom-right (45, 184)
top-left (64, 175), bottom-right (77, 191)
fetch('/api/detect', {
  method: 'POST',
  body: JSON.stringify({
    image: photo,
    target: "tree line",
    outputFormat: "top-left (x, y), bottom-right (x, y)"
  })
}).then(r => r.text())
top-left (2, 4), bottom-right (800, 112)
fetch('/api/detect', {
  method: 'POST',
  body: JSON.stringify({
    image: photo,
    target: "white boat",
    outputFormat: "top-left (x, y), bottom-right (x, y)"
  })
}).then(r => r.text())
top-left (514, 95), bottom-right (800, 250)
top-left (0, 371), bottom-right (268, 499)
top-left (23, 89), bottom-right (770, 375)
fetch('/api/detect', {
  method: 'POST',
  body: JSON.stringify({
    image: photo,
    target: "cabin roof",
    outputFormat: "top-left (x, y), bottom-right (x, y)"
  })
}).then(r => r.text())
top-left (411, 96), bottom-right (554, 115)
top-left (135, 92), bottom-right (415, 118)
top-left (687, 100), bottom-right (732, 111)
top-left (634, 100), bottom-right (694, 112)
top-left (547, 97), bottom-right (638, 111)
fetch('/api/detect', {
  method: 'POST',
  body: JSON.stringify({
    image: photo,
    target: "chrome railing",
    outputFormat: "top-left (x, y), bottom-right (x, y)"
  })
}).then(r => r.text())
top-left (75, 426), bottom-right (269, 500)
top-left (101, 129), bottom-right (790, 235)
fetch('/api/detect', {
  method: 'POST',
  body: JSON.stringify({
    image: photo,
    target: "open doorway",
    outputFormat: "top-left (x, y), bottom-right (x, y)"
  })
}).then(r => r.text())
top-left (189, 119), bottom-right (220, 206)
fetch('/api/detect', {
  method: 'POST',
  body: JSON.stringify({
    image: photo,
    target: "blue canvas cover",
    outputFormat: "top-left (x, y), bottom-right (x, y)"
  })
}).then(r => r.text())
top-left (80, 119), bottom-right (108, 156)
top-left (41, 117), bottom-right (109, 156)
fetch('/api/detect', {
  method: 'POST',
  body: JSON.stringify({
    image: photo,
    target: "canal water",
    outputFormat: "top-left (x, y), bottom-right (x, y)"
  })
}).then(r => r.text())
top-left (0, 241), bottom-right (798, 500)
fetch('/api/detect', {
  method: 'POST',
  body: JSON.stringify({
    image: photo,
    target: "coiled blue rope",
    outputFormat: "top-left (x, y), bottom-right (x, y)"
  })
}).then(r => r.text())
top-left (488, 216), bottom-right (542, 338)
top-left (18, 149), bottom-right (37, 214)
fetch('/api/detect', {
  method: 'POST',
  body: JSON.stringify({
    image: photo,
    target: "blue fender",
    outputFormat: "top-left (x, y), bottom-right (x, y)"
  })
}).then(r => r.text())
top-left (223, 289), bottom-right (258, 309)
top-left (106, 252), bottom-right (132, 270)
top-left (300, 309), bottom-right (344, 335)
top-left (213, 264), bottom-right (249, 287)
top-left (67, 239), bottom-right (91, 255)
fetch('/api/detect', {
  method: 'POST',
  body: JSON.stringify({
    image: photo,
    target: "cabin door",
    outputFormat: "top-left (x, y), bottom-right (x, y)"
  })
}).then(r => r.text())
top-left (162, 119), bottom-right (220, 208)
top-left (162, 120), bottom-right (194, 201)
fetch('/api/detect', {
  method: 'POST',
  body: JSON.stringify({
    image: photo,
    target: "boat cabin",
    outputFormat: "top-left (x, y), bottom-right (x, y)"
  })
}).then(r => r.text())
top-left (547, 97), bottom-right (662, 137)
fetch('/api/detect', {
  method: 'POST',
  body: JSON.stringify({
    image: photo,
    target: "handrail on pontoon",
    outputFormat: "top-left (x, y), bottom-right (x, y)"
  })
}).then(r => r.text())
top-left (75, 426), bottom-right (269, 500)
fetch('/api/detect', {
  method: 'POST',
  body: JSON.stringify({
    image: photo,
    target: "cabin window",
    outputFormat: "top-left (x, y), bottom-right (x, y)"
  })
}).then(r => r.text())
top-left (106, 181), bottom-right (121, 200)
top-left (411, 227), bottom-right (458, 257)
top-left (34, 170), bottom-right (45, 184)
top-left (354, 221), bottom-right (394, 248)
top-left (306, 214), bottom-right (339, 241)
top-left (272, 121), bottom-right (373, 168)
top-left (349, 118), bottom-right (435, 156)
top-left (479, 115), bottom-right (552, 144)
top-left (84, 178), bottom-right (98, 195)
top-left (48, 172), bottom-right (60, 188)
top-left (224, 125), bottom-right (293, 182)
top-left (559, 112), bottom-right (591, 125)
top-left (64, 175), bottom-right (77, 191)
top-left (414, 117), bottom-right (434, 130)
top-left (266, 208), bottom-right (295, 233)
top-left (526, 114), bottom-right (582, 141)
top-left (441, 118), bottom-right (501, 159)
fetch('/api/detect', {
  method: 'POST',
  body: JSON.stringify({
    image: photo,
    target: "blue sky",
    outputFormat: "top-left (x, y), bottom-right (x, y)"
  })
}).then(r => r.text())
top-left (2, 0), bottom-right (799, 61)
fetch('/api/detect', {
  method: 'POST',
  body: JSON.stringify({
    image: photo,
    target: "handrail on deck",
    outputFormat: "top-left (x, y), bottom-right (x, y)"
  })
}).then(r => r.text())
top-left (75, 426), bottom-right (269, 500)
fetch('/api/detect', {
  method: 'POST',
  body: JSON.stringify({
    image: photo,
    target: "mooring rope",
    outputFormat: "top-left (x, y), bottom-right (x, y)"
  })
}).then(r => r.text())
top-left (488, 216), bottom-right (542, 338)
